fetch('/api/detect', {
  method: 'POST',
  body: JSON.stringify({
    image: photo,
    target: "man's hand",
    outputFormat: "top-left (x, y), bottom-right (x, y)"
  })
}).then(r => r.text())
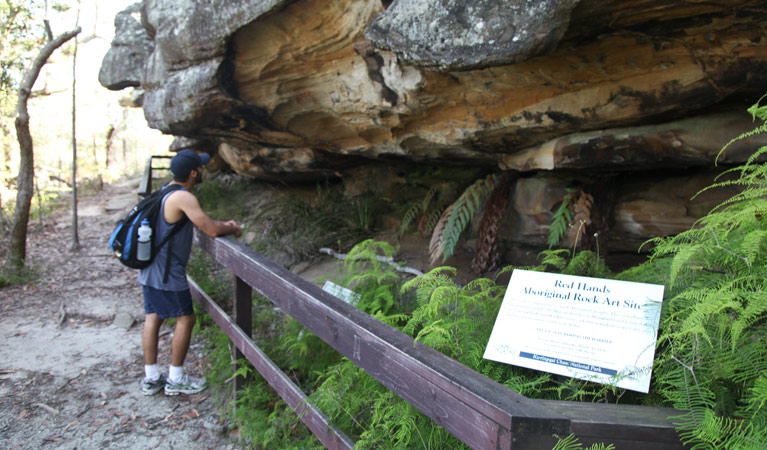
top-left (223, 220), bottom-right (243, 238)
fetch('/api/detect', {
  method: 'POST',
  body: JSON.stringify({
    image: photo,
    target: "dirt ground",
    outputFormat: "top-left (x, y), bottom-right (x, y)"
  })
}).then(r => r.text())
top-left (0, 179), bottom-right (237, 450)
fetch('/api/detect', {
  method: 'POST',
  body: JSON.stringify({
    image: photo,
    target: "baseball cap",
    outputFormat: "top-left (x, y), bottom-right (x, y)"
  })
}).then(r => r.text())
top-left (170, 149), bottom-right (211, 179)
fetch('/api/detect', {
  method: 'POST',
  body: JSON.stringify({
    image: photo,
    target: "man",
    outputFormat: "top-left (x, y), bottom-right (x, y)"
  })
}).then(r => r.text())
top-left (139, 149), bottom-right (242, 396)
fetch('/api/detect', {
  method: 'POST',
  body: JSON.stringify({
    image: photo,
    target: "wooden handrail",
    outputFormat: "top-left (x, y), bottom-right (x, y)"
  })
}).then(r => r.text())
top-left (190, 230), bottom-right (688, 449)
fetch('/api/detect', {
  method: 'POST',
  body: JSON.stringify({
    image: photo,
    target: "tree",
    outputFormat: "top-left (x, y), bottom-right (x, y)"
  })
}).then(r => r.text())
top-left (4, 27), bottom-right (80, 273)
top-left (69, 0), bottom-right (81, 250)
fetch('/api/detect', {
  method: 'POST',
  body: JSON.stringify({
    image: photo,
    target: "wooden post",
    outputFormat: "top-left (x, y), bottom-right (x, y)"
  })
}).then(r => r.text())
top-left (233, 275), bottom-right (252, 397)
top-left (138, 156), bottom-right (153, 197)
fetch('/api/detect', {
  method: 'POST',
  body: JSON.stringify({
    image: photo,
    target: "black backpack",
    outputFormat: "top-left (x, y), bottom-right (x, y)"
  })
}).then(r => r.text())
top-left (109, 184), bottom-right (189, 275)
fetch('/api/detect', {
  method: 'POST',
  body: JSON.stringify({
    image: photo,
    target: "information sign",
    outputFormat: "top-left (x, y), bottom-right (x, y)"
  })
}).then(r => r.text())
top-left (322, 280), bottom-right (361, 306)
top-left (483, 269), bottom-right (664, 393)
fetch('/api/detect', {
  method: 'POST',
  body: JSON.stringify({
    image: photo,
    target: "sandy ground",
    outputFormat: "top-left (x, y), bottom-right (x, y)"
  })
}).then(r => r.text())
top-left (0, 179), bottom-right (237, 449)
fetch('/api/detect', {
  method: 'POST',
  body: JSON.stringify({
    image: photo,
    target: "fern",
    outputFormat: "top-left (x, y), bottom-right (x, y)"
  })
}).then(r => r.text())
top-left (473, 174), bottom-right (513, 275)
top-left (400, 186), bottom-right (443, 236)
top-left (549, 189), bottom-right (576, 249)
top-left (638, 97), bottom-right (767, 449)
top-left (717, 93), bottom-right (767, 164)
top-left (430, 173), bottom-right (500, 264)
top-left (428, 205), bottom-right (454, 266)
top-left (553, 433), bottom-right (616, 450)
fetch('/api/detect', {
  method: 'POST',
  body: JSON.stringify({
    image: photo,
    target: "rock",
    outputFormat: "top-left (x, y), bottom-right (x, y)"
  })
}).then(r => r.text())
top-left (100, 0), bottom-right (767, 173)
top-left (98, 3), bottom-right (154, 90)
top-left (203, 416), bottom-right (228, 435)
top-left (98, 0), bottom-right (767, 264)
top-left (499, 112), bottom-right (767, 171)
top-left (140, 0), bottom-right (285, 134)
top-left (112, 312), bottom-right (135, 330)
top-left (500, 171), bottom-right (742, 256)
top-left (365, 0), bottom-right (581, 70)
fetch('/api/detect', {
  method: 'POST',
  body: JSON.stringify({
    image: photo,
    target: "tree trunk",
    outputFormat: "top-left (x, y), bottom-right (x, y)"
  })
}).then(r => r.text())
top-left (4, 27), bottom-right (80, 274)
top-left (71, 20), bottom-right (80, 251)
top-left (105, 124), bottom-right (114, 169)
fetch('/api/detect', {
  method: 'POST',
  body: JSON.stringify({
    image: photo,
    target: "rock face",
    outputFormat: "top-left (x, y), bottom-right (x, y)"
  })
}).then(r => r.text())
top-left (365, 0), bottom-right (582, 70)
top-left (100, 0), bottom-right (767, 267)
top-left (97, 3), bottom-right (154, 90)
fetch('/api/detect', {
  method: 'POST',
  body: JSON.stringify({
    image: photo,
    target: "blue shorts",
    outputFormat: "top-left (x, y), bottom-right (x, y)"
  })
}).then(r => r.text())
top-left (142, 285), bottom-right (194, 319)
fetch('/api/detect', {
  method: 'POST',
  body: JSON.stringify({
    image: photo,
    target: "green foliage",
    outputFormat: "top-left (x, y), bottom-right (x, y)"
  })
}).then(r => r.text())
top-left (538, 249), bottom-right (612, 279)
top-left (242, 181), bottom-right (383, 267)
top-left (345, 192), bottom-right (388, 233)
top-left (0, 263), bottom-right (37, 287)
top-left (195, 97), bottom-right (767, 448)
top-left (0, 0), bottom-right (45, 111)
top-left (552, 434), bottom-right (615, 450)
top-left (429, 173), bottom-right (499, 263)
top-left (631, 98), bottom-right (767, 449)
top-left (193, 176), bottom-right (254, 222)
top-left (549, 189), bottom-right (576, 249)
top-left (399, 186), bottom-right (438, 235)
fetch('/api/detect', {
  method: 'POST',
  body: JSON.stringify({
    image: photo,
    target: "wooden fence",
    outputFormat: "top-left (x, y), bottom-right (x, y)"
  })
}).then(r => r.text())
top-left (188, 231), bottom-right (688, 450)
top-left (137, 155), bottom-right (171, 197)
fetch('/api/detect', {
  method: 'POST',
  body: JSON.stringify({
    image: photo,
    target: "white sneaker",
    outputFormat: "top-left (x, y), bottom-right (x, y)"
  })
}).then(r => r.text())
top-left (164, 374), bottom-right (207, 396)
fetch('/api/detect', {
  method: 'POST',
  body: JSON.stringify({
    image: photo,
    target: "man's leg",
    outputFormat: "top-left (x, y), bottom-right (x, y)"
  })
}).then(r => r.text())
top-left (141, 313), bottom-right (166, 395)
top-left (165, 313), bottom-right (206, 395)
top-left (143, 313), bottom-right (164, 365)
top-left (170, 313), bottom-right (195, 367)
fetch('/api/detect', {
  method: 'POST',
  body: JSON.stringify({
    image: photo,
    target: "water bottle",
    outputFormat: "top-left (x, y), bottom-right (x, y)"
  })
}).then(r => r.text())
top-left (137, 219), bottom-right (152, 261)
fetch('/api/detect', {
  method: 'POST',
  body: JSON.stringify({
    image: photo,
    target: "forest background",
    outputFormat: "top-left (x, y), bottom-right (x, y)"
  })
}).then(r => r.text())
top-left (0, 0), bottom-right (169, 239)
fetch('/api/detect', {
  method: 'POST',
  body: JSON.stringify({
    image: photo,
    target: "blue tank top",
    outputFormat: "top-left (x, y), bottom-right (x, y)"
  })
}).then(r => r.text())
top-left (138, 189), bottom-right (194, 291)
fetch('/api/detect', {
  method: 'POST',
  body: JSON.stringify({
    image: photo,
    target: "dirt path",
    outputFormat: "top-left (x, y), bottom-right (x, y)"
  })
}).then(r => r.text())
top-left (0, 180), bottom-right (236, 449)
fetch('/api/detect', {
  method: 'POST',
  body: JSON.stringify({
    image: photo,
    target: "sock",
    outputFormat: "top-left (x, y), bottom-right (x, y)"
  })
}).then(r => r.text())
top-left (169, 365), bottom-right (183, 383)
top-left (145, 364), bottom-right (160, 381)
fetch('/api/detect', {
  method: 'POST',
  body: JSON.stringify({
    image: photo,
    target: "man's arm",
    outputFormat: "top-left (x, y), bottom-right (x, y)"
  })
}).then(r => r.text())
top-left (165, 190), bottom-right (242, 238)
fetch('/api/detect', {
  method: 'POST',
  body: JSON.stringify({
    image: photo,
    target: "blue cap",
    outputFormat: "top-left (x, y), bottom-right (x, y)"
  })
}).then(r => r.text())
top-left (170, 149), bottom-right (211, 179)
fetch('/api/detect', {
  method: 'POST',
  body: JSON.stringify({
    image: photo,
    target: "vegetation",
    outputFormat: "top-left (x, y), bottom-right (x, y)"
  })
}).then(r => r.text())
top-left (184, 97), bottom-right (767, 450)
top-left (632, 95), bottom-right (767, 448)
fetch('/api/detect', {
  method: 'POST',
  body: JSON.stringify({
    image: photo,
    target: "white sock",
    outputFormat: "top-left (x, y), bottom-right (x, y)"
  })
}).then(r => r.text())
top-left (169, 365), bottom-right (183, 383)
top-left (145, 364), bottom-right (160, 381)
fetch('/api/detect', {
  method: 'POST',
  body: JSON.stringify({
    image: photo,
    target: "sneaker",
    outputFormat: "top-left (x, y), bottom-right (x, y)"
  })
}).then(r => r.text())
top-left (164, 374), bottom-right (207, 396)
top-left (141, 373), bottom-right (166, 396)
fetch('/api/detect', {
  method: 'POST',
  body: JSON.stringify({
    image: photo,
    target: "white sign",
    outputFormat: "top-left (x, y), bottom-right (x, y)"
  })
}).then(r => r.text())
top-left (322, 281), bottom-right (361, 306)
top-left (483, 269), bottom-right (664, 393)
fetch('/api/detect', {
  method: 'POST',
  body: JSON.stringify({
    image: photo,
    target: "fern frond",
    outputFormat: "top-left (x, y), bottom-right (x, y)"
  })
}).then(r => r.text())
top-left (421, 186), bottom-right (438, 212)
top-left (473, 174), bottom-right (512, 275)
top-left (548, 189), bottom-right (575, 249)
top-left (539, 249), bottom-right (571, 270)
top-left (429, 204), bottom-right (454, 266)
top-left (552, 433), bottom-right (616, 450)
top-left (669, 246), bottom-right (702, 289)
top-left (399, 202), bottom-right (422, 236)
top-left (440, 173), bottom-right (499, 262)
top-left (717, 121), bottom-right (767, 164)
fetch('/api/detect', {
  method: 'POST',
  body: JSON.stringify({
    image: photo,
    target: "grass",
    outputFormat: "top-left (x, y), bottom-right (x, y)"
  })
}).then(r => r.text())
top-left (0, 265), bottom-right (38, 288)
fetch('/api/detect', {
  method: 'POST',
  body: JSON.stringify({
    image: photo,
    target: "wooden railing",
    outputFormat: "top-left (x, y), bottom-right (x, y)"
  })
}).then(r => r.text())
top-left (138, 155), bottom-right (172, 197)
top-left (190, 229), bottom-right (685, 450)
top-left (189, 230), bottom-right (688, 450)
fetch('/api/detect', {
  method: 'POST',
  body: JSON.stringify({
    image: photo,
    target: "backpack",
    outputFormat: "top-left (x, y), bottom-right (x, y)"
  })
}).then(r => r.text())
top-left (109, 184), bottom-right (189, 274)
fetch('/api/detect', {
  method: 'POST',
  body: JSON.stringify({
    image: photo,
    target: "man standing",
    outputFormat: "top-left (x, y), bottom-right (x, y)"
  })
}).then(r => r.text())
top-left (139, 149), bottom-right (242, 396)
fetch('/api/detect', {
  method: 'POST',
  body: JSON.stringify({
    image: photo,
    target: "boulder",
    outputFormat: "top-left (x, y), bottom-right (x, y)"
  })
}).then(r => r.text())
top-left (98, 3), bottom-right (154, 90)
top-left (365, 0), bottom-right (582, 70)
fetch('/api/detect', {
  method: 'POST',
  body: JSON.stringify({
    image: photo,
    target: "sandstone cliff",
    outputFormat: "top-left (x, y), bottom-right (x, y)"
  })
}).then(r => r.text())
top-left (99, 0), bottom-right (767, 269)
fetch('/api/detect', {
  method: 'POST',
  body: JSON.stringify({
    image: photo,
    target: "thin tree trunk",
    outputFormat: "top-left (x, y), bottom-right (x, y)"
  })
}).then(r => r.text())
top-left (5, 28), bottom-right (80, 274)
top-left (105, 124), bottom-right (114, 169)
top-left (70, 15), bottom-right (80, 251)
